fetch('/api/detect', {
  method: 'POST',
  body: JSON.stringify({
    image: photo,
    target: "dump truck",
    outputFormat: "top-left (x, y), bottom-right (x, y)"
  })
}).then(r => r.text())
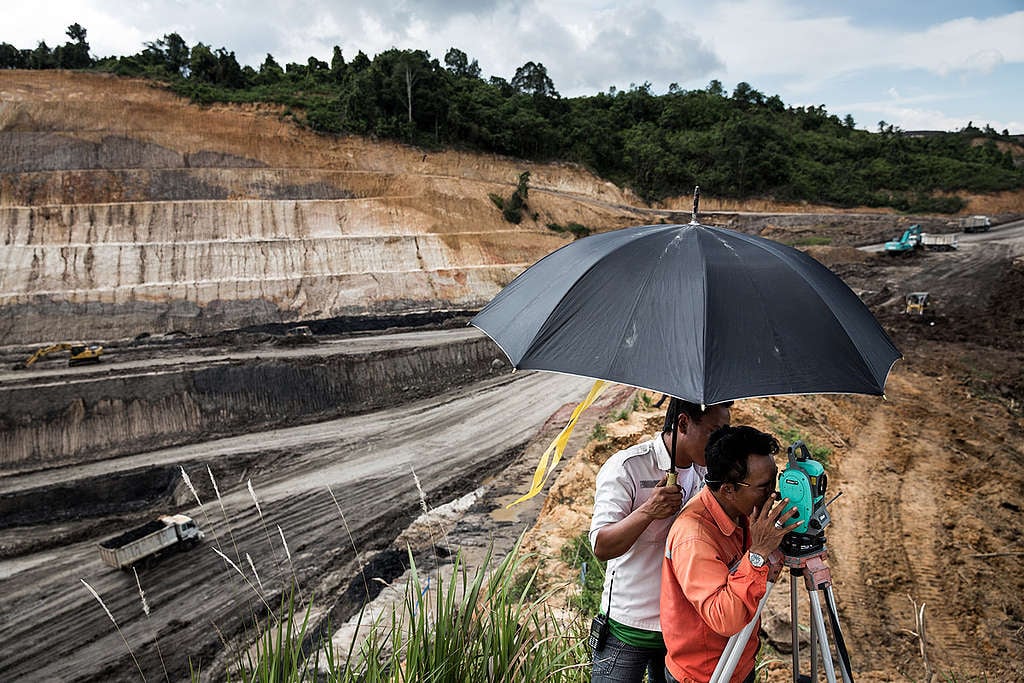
top-left (98, 514), bottom-right (203, 570)
top-left (919, 232), bottom-right (958, 251)
top-left (958, 215), bottom-right (991, 233)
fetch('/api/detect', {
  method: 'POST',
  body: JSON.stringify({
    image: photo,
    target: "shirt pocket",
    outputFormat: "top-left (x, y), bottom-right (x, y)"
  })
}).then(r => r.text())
top-left (638, 515), bottom-right (674, 545)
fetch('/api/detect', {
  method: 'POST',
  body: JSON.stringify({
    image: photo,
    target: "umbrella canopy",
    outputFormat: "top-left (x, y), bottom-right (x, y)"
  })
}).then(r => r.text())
top-left (471, 222), bottom-right (901, 405)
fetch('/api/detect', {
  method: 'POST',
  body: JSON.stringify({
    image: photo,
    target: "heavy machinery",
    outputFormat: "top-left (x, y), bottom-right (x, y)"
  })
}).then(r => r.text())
top-left (905, 292), bottom-right (929, 315)
top-left (885, 225), bottom-right (922, 254)
top-left (885, 225), bottom-right (959, 254)
top-left (98, 514), bottom-right (204, 570)
top-left (23, 342), bottom-right (103, 367)
top-left (958, 215), bottom-right (991, 233)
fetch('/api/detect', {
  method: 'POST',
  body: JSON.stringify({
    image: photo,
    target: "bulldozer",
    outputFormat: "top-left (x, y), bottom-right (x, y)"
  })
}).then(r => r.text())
top-left (23, 342), bottom-right (103, 368)
top-left (904, 292), bottom-right (929, 316)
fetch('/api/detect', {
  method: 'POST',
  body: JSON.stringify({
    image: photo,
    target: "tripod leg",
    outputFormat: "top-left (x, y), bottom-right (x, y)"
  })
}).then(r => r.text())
top-left (808, 590), bottom-right (838, 683)
top-left (790, 574), bottom-right (800, 683)
top-left (823, 586), bottom-right (854, 683)
top-left (710, 582), bottom-right (775, 683)
top-left (809, 606), bottom-right (818, 683)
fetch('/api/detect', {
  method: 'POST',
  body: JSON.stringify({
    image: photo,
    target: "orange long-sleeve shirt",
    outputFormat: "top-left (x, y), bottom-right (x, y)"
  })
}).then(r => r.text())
top-left (661, 486), bottom-right (769, 683)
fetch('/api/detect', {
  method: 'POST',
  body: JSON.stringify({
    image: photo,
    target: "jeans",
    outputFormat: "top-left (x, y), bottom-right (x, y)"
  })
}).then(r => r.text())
top-left (591, 632), bottom-right (666, 683)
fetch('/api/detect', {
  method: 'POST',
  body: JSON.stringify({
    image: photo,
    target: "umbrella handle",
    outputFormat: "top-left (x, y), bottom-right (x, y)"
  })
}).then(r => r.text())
top-left (667, 408), bottom-right (679, 486)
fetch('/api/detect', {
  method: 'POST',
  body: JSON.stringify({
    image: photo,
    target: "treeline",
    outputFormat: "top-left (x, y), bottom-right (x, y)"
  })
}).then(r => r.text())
top-left (4, 25), bottom-right (1023, 212)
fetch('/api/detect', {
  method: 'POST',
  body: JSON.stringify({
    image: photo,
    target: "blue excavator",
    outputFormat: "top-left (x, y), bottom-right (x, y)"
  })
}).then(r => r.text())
top-left (884, 225), bottom-right (922, 254)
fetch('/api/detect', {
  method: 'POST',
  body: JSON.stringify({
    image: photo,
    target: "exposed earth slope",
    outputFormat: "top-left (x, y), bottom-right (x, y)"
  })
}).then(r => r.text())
top-left (0, 70), bottom-right (1022, 683)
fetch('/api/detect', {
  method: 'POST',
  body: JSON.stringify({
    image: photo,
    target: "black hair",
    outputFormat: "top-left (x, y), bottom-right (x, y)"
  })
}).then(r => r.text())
top-left (704, 425), bottom-right (780, 491)
top-left (662, 397), bottom-right (735, 433)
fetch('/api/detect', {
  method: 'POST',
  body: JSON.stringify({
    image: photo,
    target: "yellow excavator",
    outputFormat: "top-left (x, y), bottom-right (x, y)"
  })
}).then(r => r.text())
top-left (24, 342), bottom-right (104, 367)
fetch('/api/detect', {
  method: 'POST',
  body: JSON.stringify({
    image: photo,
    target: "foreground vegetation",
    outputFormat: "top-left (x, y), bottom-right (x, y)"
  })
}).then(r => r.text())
top-left (221, 544), bottom-right (591, 682)
top-left (4, 25), bottom-right (1023, 212)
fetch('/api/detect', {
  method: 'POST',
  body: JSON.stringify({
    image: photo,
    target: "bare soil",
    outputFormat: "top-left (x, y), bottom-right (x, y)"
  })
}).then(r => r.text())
top-left (523, 230), bottom-right (1024, 682)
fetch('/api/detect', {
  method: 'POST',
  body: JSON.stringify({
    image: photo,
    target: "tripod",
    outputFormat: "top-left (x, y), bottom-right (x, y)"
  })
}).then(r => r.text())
top-left (709, 532), bottom-right (854, 683)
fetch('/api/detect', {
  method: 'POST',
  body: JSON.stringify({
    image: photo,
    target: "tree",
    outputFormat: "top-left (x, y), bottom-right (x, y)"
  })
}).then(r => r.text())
top-left (160, 33), bottom-right (190, 76)
top-left (188, 43), bottom-right (218, 83)
top-left (511, 61), bottom-right (559, 98)
top-left (143, 33), bottom-right (189, 76)
top-left (731, 81), bottom-right (764, 106)
top-left (0, 42), bottom-right (24, 68)
top-left (55, 23), bottom-right (91, 68)
top-left (28, 41), bottom-right (55, 69)
top-left (256, 53), bottom-right (284, 85)
top-left (330, 46), bottom-right (345, 80)
top-left (444, 47), bottom-right (480, 78)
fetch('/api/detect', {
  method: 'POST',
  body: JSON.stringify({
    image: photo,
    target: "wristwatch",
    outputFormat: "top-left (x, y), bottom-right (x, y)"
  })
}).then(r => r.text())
top-left (748, 552), bottom-right (767, 568)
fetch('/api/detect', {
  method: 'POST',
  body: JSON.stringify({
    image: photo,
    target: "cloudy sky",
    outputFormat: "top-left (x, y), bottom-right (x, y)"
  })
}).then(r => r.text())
top-left (7, 0), bottom-right (1024, 133)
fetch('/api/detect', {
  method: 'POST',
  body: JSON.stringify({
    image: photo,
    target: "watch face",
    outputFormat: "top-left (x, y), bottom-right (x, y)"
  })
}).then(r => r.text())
top-left (749, 552), bottom-right (766, 567)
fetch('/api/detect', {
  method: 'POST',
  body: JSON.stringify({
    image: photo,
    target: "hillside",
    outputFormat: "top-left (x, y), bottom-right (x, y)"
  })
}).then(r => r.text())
top-left (5, 70), bottom-right (1024, 348)
top-left (1, 70), bottom-right (652, 344)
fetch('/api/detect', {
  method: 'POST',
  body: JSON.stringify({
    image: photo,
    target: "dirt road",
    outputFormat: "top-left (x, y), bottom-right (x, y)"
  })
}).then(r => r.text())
top-left (0, 366), bottom-right (594, 681)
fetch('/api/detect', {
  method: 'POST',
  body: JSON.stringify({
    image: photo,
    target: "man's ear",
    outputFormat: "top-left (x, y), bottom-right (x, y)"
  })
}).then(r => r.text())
top-left (676, 412), bottom-right (690, 436)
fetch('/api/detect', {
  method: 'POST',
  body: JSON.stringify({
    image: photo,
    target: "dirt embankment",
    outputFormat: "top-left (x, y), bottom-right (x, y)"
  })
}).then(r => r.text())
top-left (520, 241), bottom-right (1024, 682)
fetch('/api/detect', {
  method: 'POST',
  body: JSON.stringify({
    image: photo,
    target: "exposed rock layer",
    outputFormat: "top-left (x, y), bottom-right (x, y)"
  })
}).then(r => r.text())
top-left (0, 330), bottom-right (505, 474)
top-left (0, 71), bottom-right (644, 344)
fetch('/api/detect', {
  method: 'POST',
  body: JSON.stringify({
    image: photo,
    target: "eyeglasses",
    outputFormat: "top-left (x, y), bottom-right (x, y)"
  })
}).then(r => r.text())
top-left (733, 481), bottom-right (775, 492)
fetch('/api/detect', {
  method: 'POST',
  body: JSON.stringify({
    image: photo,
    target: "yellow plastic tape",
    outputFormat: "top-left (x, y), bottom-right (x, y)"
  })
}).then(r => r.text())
top-left (507, 379), bottom-right (608, 507)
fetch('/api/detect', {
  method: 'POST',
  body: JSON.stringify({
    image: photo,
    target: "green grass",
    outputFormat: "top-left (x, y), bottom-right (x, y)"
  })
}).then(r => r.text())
top-left (215, 539), bottom-right (591, 682)
top-left (771, 424), bottom-right (832, 467)
top-left (559, 531), bottom-right (606, 616)
top-left (612, 394), bottom-right (641, 421)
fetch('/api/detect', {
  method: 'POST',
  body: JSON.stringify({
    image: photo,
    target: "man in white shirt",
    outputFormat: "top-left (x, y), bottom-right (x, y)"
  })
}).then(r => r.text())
top-left (589, 398), bottom-right (732, 683)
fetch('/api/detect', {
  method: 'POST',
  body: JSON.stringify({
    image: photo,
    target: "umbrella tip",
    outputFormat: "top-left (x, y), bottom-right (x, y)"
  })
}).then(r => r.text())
top-left (690, 186), bottom-right (700, 224)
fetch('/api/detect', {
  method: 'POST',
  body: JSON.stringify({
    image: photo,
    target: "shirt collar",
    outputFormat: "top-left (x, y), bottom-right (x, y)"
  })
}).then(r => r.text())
top-left (699, 486), bottom-right (740, 537)
top-left (653, 432), bottom-right (691, 474)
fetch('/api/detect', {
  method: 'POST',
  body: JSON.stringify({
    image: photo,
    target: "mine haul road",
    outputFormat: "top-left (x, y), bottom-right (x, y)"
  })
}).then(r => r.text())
top-left (0, 332), bottom-right (594, 683)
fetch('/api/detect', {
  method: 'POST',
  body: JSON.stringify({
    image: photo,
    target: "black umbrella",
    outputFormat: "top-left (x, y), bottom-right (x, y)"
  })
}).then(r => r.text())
top-left (472, 220), bottom-right (900, 406)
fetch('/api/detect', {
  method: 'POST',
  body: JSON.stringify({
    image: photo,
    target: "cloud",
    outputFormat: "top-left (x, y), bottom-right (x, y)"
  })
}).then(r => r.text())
top-left (692, 3), bottom-right (1024, 93)
top-left (4, 1), bottom-right (1021, 132)
top-left (560, 5), bottom-right (723, 94)
top-left (841, 92), bottom-right (1023, 134)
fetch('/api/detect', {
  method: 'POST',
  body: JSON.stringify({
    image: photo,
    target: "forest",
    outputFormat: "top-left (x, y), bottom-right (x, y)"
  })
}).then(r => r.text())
top-left (3, 24), bottom-right (1022, 212)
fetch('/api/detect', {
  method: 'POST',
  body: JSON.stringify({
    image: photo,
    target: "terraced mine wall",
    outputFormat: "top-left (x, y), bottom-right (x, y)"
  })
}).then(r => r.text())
top-left (0, 71), bottom-right (620, 346)
top-left (0, 332), bottom-right (506, 481)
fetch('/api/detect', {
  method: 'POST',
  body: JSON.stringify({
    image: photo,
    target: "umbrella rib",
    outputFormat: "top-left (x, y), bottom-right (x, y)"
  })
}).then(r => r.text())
top-left (606, 225), bottom-right (701, 401)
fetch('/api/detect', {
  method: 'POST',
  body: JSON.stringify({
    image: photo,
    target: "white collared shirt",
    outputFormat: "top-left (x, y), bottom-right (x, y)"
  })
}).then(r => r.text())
top-left (589, 435), bottom-right (706, 632)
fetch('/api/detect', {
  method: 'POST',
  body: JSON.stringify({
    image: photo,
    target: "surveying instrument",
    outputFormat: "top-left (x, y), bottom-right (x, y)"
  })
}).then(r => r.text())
top-left (709, 441), bottom-right (854, 683)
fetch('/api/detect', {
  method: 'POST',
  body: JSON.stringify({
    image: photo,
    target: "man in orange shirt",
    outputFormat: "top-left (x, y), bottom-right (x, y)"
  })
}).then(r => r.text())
top-left (660, 426), bottom-right (799, 683)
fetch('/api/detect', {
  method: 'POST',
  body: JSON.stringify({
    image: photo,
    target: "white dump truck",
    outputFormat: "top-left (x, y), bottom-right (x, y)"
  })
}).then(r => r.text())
top-left (98, 514), bottom-right (203, 569)
top-left (958, 215), bottom-right (991, 233)
top-left (919, 232), bottom-right (959, 251)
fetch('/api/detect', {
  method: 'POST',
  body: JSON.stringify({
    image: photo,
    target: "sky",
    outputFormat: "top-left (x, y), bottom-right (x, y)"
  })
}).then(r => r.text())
top-left (6, 0), bottom-right (1024, 134)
